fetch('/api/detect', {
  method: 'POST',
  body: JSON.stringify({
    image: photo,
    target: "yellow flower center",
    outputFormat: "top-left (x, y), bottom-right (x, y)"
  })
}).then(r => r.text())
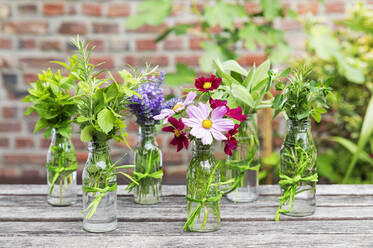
top-left (174, 129), bottom-right (181, 138)
top-left (173, 104), bottom-right (183, 112)
top-left (202, 119), bottom-right (213, 129)
top-left (203, 82), bottom-right (212, 89)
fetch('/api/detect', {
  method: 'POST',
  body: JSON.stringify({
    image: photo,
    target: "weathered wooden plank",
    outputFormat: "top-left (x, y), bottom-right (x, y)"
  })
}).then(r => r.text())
top-left (1, 195), bottom-right (373, 208)
top-left (1, 201), bottom-right (373, 222)
top-left (1, 234), bottom-right (373, 248)
top-left (1, 184), bottom-right (373, 196)
top-left (2, 221), bottom-right (373, 236)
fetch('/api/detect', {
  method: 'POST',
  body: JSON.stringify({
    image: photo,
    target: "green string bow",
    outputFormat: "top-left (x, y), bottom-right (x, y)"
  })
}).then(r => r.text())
top-left (82, 183), bottom-right (118, 220)
top-left (46, 145), bottom-right (77, 195)
top-left (183, 161), bottom-right (221, 232)
top-left (127, 150), bottom-right (163, 192)
top-left (275, 173), bottom-right (318, 221)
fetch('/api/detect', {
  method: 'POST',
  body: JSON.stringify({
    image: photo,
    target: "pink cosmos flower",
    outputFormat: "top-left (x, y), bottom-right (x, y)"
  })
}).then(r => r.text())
top-left (209, 98), bottom-right (247, 122)
top-left (182, 103), bottom-right (234, 145)
top-left (154, 91), bottom-right (197, 124)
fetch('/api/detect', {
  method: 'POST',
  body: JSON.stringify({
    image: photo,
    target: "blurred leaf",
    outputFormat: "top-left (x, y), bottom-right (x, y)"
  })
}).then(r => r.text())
top-left (204, 3), bottom-right (245, 30)
top-left (164, 63), bottom-right (195, 86)
top-left (260, 0), bottom-right (281, 20)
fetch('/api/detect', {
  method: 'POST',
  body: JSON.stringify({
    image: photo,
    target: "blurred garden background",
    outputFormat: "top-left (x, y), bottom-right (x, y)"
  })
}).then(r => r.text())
top-left (0, 0), bottom-right (372, 184)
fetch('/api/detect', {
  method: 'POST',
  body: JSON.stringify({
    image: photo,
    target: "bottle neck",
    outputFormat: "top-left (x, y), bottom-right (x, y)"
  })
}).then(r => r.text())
top-left (51, 128), bottom-right (70, 147)
top-left (192, 140), bottom-right (214, 157)
top-left (238, 113), bottom-right (258, 140)
top-left (87, 141), bottom-right (110, 165)
top-left (286, 118), bottom-right (311, 133)
top-left (138, 125), bottom-right (156, 144)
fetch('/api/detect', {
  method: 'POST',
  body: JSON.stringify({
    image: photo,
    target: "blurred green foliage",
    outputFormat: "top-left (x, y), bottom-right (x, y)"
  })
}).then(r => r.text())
top-left (300, 3), bottom-right (373, 183)
top-left (126, 0), bottom-right (293, 85)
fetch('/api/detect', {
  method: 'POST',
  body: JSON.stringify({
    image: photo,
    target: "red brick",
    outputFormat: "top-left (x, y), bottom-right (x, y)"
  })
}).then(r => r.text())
top-left (92, 23), bottom-right (118, 34)
top-left (244, 2), bottom-right (261, 14)
top-left (176, 55), bottom-right (200, 66)
top-left (171, 3), bottom-right (185, 16)
top-left (0, 138), bottom-right (9, 147)
top-left (136, 39), bottom-right (157, 51)
top-left (89, 56), bottom-right (115, 69)
top-left (40, 138), bottom-right (50, 149)
top-left (113, 135), bottom-right (137, 149)
top-left (41, 40), bottom-right (62, 51)
top-left (0, 122), bottom-right (21, 132)
top-left (59, 22), bottom-right (87, 35)
top-left (68, 4), bottom-right (77, 15)
top-left (127, 119), bottom-right (139, 132)
top-left (164, 38), bottom-right (183, 50)
top-left (0, 57), bottom-right (10, 68)
top-left (124, 55), bottom-right (169, 67)
top-left (297, 1), bottom-right (319, 15)
top-left (0, 39), bottom-right (11, 49)
top-left (189, 37), bottom-right (206, 50)
top-left (82, 3), bottom-right (102, 16)
top-left (15, 137), bottom-right (34, 148)
top-left (72, 137), bottom-right (86, 150)
top-left (108, 4), bottom-right (130, 17)
top-left (23, 73), bottom-right (38, 84)
top-left (20, 57), bottom-right (62, 69)
top-left (43, 3), bottom-right (64, 16)
top-left (280, 19), bottom-right (302, 31)
top-left (18, 4), bottom-right (38, 15)
top-left (0, 4), bottom-right (10, 18)
top-left (130, 24), bottom-right (168, 33)
top-left (0, 168), bottom-right (17, 178)
top-left (163, 151), bottom-right (184, 165)
top-left (2, 106), bottom-right (17, 118)
top-left (237, 54), bottom-right (267, 66)
top-left (76, 151), bottom-right (88, 163)
top-left (19, 39), bottom-right (36, 50)
top-left (88, 39), bottom-right (105, 51)
top-left (325, 1), bottom-right (345, 13)
top-left (4, 154), bottom-right (45, 165)
top-left (2, 21), bottom-right (47, 35)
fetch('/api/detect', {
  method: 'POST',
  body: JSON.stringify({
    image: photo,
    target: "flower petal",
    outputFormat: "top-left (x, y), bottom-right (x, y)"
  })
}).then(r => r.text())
top-left (201, 131), bottom-right (213, 145)
top-left (182, 117), bottom-right (200, 128)
top-left (183, 91), bottom-right (197, 106)
top-left (198, 102), bottom-right (210, 120)
top-left (162, 126), bottom-right (174, 133)
top-left (212, 119), bottom-right (235, 132)
top-left (190, 126), bottom-right (206, 139)
top-left (186, 105), bottom-right (205, 122)
top-left (210, 129), bottom-right (227, 141)
top-left (211, 106), bottom-right (228, 121)
top-left (153, 109), bottom-right (174, 120)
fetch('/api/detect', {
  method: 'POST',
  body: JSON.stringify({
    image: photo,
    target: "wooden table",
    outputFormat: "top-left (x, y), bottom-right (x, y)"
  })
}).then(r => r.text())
top-left (1, 184), bottom-right (373, 247)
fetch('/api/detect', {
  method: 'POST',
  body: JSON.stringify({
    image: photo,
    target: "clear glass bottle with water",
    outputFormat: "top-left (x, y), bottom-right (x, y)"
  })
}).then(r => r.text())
top-left (46, 128), bottom-right (77, 206)
top-left (225, 114), bottom-right (259, 202)
top-left (82, 141), bottom-right (117, 233)
top-left (133, 124), bottom-right (162, 204)
top-left (279, 118), bottom-right (317, 217)
top-left (185, 140), bottom-right (221, 232)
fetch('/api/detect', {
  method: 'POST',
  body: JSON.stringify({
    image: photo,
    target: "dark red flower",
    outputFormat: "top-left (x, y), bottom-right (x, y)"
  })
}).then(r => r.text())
top-left (371, 154), bottom-right (373, 159)
top-left (209, 98), bottom-right (247, 122)
top-left (226, 106), bottom-right (247, 122)
top-left (224, 124), bottom-right (240, 156)
top-left (162, 117), bottom-right (189, 152)
top-left (195, 75), bottom-right (221, 92)
top-left (209, 98), bottom-right (228, 110)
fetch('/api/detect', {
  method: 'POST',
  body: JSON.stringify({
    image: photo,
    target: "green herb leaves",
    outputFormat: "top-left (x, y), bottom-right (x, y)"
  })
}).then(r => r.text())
top-left (23, 69), bottom-right (78, 138)
top-left (97, 108), bottom-right (115, 134)
top-left (273, 65), bottom-right (332, 123)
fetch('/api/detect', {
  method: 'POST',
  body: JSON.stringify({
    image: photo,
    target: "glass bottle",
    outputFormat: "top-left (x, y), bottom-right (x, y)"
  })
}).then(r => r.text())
top-left (185, 140), bottom-right (221, 232)
top-left (279, 118), bottom-right (317, 217)
top-left (46, 128), bottom-right (77, 206)
top-left (82, 141), bottom-right (117, 233)
top-left (133, 124), bottom-right (162, 204)
top-left (225, 113), bottom-right (259, 202)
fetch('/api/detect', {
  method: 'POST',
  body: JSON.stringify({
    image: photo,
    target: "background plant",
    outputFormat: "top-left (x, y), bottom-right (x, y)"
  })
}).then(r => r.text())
top-left (300, 2), bottom-right (373, 183)
top-left (126, 0), bottom-right (294, 85)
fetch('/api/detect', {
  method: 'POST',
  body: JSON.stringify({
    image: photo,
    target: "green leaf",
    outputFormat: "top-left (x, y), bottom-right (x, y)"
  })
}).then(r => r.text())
top-left (199, 42), bottom-right (230, 72)
top-left (81, 125), bottom-right (94, 142)
top-left (76, 116), bottom-right (90, 123)
top-left (239, 24), bottom-right (262, 51)
top-left (34, 119), bottom-right (48, 133)
top-left (260, 0), bottom-right (281, 20)
top-left (164, 63), bottom-right (195, 86)
top-left (204, 3), bottom-right (245, 30)
top-left (280, 67), bottom-right (291, 78)
top-left (231, 84), bottom-right (255, 108)
top-left (249, 59), bottom-right (271, 90)
top-left (97, 108), bottom-right (115, 134)
top-left (57, 125), bottom-right (72, 138)
top-left (24, 106), bottom-right (34, 116)
top-left (330, 137), bottom-right (373, 167)
top-left (220, 60), bottom-right (247, 76)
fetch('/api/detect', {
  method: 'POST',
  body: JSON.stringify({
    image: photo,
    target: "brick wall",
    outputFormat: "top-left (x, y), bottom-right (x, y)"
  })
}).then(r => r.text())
top-left (0, 0), bottom-right (364, 184)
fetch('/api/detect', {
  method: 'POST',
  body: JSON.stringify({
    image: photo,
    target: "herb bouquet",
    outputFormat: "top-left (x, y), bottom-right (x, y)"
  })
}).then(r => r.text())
top-left (273, 66), bottom-right (332, 221)
top-left (24, 68), bottom-right (78, 206)
top-left (212, 59), bottom-right (275, 202)
top-left (66, 38), bottom-right (146, 232)
top-left (155, 75), bottom-right (246, 232)
top-left (126, 71), bottom-right (167, 204)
